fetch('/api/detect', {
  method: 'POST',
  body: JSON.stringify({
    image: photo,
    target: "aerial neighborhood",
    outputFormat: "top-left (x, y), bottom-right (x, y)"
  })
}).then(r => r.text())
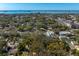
top-left (0, 14), bottom-right (79, 56)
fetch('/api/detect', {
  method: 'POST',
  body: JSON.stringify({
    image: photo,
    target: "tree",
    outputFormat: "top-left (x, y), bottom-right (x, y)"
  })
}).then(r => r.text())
top-left (17, 31), bottom-right (47, 56)
top-left (47, 39), bottom-right (70, 56)
top-left (72, 49), bottom-right (79, 56)
top-left (0, 38), bottom-right (7, 56)
top-left (47, 19), bottom-right (56, 24)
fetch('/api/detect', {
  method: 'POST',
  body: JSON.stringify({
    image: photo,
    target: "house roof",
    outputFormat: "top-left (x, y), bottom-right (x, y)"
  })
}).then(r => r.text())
top-left (59, 31), bottom-right (71, 35)
top-left (45, 30), bottom-right (54, 37)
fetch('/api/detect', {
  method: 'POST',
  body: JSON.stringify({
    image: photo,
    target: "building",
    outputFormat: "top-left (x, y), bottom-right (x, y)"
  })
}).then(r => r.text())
top-left (59, 31), bottom-right (71, 40)
top-left (45, 30), bottom-right (54, 37)
top-left (71, 21), bottom-right (79, 29)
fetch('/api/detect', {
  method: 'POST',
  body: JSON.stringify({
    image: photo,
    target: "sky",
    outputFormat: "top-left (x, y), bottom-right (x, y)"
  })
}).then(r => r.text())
top-left (0, 3), bottom-right (79, 10)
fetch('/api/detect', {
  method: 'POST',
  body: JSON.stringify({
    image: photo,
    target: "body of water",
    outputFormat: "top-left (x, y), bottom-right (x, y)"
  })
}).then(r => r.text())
top-left (0, 10), bottom-right (79, 14)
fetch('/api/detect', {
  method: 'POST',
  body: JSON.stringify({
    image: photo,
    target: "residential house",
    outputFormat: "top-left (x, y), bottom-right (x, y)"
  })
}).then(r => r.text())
top-left (44, 30), bottom-right (54, 38)
top-left (59, 31), bottom-right (71, 40)
top-left (71, 21), bottom-right (79, 29)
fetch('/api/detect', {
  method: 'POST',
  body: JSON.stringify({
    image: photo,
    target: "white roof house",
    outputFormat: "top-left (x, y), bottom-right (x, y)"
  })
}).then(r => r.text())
top-left (63, 20), bottom-right (72, 28)
top-left (59, 31), bottom-right (71, 36)
top-left (45, 30), bottom-right (54, 37)
top-left (59, 31), bottom-right (71, 40)
top-left (64, 23), bottom-right (71, 28)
